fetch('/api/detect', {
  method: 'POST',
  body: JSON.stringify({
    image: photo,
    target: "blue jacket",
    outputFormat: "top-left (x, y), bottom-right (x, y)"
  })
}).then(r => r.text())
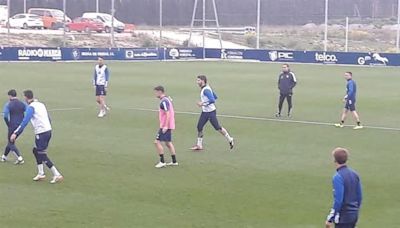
top-left (346, 79), bottom-right (357, 101)
top-left (3, 99), bottom-right (26, 129)
top-left (327, 165), bottom-right (362, 224)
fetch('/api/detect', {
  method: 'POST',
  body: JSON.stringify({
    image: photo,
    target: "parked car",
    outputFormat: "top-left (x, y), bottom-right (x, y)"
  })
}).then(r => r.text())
top-left (7, 14), bottom-right (44, 29)
top-left (82, 12), bottom-right (125, 33)
top-left (28, 8), bottom-right (71, 29)
top-left (66, 17), bottom-right (105, 33)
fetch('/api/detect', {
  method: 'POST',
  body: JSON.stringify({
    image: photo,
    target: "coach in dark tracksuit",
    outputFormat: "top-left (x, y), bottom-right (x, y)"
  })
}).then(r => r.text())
top-left (1, 89), bottom-right (25, 164)
top-left (326, 148), bottom-right (362, 228)
top-left (276, 64), bottom-right (297, 117)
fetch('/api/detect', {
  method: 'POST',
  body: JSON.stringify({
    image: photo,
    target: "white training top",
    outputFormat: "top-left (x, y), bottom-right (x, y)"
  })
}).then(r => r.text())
top-left (29, 100), bottom-right (52, 135)
top-left (200, 85), bottom-right (217, 113)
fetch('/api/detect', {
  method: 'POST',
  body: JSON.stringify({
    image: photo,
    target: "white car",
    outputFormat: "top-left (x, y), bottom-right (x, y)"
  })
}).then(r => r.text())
top-left (82, 12), bottom-right (125, 33)
top-left (8, 14), bottom-right (44, 29)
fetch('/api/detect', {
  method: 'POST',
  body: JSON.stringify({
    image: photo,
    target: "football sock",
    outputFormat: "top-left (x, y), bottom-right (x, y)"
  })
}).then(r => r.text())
top-left (37, 164), bottom-right (44, 175)
top-left (4, 145), bottom-right (10, 156)
top-left (50, 166), bottom-right (61, 176)
top-left (357, 121), bottom-right (361, 126)
top-left (224, 132), bottom-right (233, 142)
top-left (159, 154), bottom-right (165, 163)
top-left (341, 120), bottom-right (344, 124)
top-left (197, 138), bottom-right (203, 147)
top-left (171, 155), bottom-right (177, 163)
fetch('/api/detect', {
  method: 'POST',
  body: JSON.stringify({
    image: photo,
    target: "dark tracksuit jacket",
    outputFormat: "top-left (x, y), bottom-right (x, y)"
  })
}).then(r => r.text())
top-left (278, 71), bottom-right (297, 95)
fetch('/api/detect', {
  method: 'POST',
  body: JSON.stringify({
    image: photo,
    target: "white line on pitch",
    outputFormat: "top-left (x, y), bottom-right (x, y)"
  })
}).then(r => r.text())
top-left (48, 108), bottom-right (84, 112)
top-left (127, 107), bottom-right (400, 132)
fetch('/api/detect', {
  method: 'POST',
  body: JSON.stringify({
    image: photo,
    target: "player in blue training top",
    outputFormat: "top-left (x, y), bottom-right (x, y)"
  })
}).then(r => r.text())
top-left (10, 90), bottom-right (63, 184)
top-left (93, 57), bottom-right (110, 118)
top-left (326, 147), bottom-right (362, 228)
top-left (1, 89), bottom-right (25, 164)
top-left (335, 72), bottom-right (363, 130)
top-left (190, 75), bottom-right (234, 151)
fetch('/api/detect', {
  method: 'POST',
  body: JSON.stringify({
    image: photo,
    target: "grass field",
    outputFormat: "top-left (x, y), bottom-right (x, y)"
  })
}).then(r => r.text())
top-left (0, 61), bottom-right (399, 228)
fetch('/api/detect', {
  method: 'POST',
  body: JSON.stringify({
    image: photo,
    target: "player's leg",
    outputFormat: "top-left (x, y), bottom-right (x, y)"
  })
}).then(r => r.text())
top-left (335, 107), bottom-right (349, 128)
top-left (287, 94), bottom-right (293, 117)
top-left (35, 132), bottom-right (63, 183)
top-left (32, 147), bottom-right (45, 181)
top-left (351, 110), bottom-right (363, 130)
top-left (165, 140), bottom-right (178, 166)
top-left (8, 142), bottom-right (24, 165)
top-left (154, 129), bottom-right (167, 168)
top-left (210, 111), bottom-right (234, 149)
top-left (276, 93), bottom-right (286, 117)
top-left (191, 112), bottom-right (208, 150)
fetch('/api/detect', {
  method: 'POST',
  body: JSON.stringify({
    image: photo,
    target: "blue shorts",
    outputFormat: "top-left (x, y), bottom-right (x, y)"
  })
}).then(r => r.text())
top-left (345, 100), bottom-right (356, 111)
top-left (197, 110), bottom-right (222, 132)
top-left (35, 131), bottom-right (52, 152)
top-left (96, 85), bottom-right (107, 96)
top-left (156, 129), bottom-right (172, 142)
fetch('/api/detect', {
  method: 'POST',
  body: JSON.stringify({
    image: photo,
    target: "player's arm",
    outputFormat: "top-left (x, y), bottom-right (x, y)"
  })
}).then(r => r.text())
top-left (356, 178), bottom-right (362, 208)
top-left (161, 100), bottom-right (170, 132)
top-left (290, 72), bottom-right (297, 88)
top-left (200, 89), bottom-right (216, 106)
top-left (3, 102), bottom-right (10, 127)
top-left (13, 106), bottom-right (34, 137)
top-left (345, 81), bottom-right (355, 101)
top-left (93, 69), bottom-right (97, 87)
top-left (105, 67), bottom-right (110, 88)
top-left (326, 174), bottom-right (344, 224)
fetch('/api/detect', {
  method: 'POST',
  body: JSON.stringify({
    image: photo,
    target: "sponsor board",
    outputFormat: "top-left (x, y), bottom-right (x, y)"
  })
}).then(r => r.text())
top-left (268, 51), bottom-right (294, 61)
top-left (220, 49), bottom-right (244, 59)
top-left (358, 53), bottom-right (389, 66)
top-left (167, 48), bottom-right (203, 60)
top-left (314, 52), bottom-right (338, 64)
top-left (125, 48), bottom-right (159, 60)
top-left (17, 48), bottom-right (62, 60)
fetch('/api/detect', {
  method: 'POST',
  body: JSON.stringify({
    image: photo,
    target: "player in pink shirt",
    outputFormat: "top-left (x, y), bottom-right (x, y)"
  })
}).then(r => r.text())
top-left (153, 86), bottom-right (178, 168)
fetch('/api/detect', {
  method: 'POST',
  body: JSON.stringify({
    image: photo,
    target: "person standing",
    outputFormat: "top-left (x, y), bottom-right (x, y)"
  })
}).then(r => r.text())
top-left (190, 75), bottom-right (234, 151)
top-left (326, 147), bottom-right (362, 228)
top-left (153, 86), bottom-right (178, 168)
top-left (10, 90), bottom-right (63, 184)
top-left (93, 57), bottom-right (110, 118)
top-left (276, 64), bottom-right (297, 117)
top-left (335, 72), bottom-right (363, 130)
top-left (1, 89), bottom-right (25, 164)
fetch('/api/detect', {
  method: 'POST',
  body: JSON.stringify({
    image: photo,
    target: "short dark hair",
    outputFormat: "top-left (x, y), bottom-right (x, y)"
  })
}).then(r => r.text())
top-left (333, 147), bottom-right (349, 165)
top-left (154, 86), bottom-right (165, 93)
top-left (7, 89), bottom-right (17, 97)
top-left (346, 71), bottom-right (353, 76)
top-left (23, 90), bottom-right (34, 99)
top-left (197, 75), bottom-right (207, 84)
top-left (283, 63), bottom-right (290, 68)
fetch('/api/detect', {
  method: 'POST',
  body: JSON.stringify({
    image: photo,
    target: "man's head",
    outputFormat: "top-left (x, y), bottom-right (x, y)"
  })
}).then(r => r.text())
top-left (23, 90), bottom-right (34, 103)
top-left (98, 57), bottom-right (104, 66)
top-left (196, 75), bottom-right (207, 88)
top-left (344, 71), bottom-right (353, 80)
top-left (154, 86), bottom-right (165, 98)
top-left (282, 64), bottom-right (290, 73)
top-left (7, 89), bottom-right (17, 99)
top-left (332, 147), bottom-right (349, 166)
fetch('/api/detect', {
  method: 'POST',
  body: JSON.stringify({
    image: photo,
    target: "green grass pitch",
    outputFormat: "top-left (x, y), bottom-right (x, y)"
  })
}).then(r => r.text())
top-left (0, 61), bottom-right (399, 228)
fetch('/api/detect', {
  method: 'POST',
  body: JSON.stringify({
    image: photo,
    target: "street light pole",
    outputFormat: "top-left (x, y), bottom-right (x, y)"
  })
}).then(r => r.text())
top-left (396, 0), bottom-right (400, 52)
top-left (256, 0), bottom-right (261, 49)
top-left (324, 0), bottom-right (329, 52)
top-left (96, 0), bottom-right (100, 13)
top-left (159, 0), bottom-right (163, 48)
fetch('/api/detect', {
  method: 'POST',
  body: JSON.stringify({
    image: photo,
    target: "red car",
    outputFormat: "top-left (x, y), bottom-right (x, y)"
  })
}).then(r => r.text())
top-left (66, 17), bottom-right (104, 33)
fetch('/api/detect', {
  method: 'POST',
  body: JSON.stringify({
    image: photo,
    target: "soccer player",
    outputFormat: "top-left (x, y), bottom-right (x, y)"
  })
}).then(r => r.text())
top-left (1, 89), bottom-right (25, 164)
top-left (326, 147), bottom-right (362, 228)
top-left (276, 64), bottom-right (297, 117)
top-left (10, 90), bottom-right (63, 184)
top-left (153, 86), bottom-right (178, 168)
top-left (190, 75), bottom-right (234, 151)
top-left (334, 72), bottom-right (363, 130)
top-left (93, 57), bottom-right (110, 118)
